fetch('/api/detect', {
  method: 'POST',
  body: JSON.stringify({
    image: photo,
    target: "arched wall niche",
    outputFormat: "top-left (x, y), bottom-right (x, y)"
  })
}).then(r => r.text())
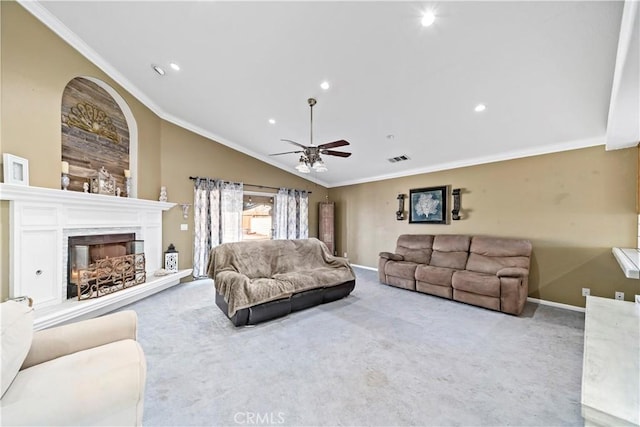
top-left (61, 76), bottom-right (138, 197)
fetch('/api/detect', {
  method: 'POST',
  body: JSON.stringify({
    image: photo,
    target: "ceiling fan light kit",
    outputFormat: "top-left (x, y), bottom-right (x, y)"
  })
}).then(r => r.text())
top-left (295, 157), bottom-right (311, 173)
top-left (270, 98), bottom-right (351, 174)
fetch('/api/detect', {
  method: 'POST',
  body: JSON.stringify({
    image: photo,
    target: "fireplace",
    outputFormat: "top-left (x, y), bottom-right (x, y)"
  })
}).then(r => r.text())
top-left (2, 184), bottom-right (192, 330)
top-left (68, 233), bottom-right (145, 299)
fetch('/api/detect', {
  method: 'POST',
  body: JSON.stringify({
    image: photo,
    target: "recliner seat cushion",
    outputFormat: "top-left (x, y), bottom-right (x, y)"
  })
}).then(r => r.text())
top-left (452, 270), bottom-right (500, 297)
top-left (415, 265), bottom-right (456, 287)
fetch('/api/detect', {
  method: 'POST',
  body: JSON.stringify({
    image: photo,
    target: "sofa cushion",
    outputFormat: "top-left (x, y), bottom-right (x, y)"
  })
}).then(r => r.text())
top-left (1, 301), bottom-right (33, 398)
top-left (385, 261), bottom-right (419, 280)
top-left (415, 265), bottom-right (456, 287)
top-left (452, 270), bottom-right (500, 297)
top-left (0, 339), bottom-right (145, 426)
top-left (429, 235), bottom-right (470, 269)
top-left (433, 235), bottom-right (471, 252)
top-left (470, 236), bottom-right (532, 257)
top-left (395, 234), bottom-right (434, 264)
top-left (466, 236), bottom-right (532, 275)
top-left (466, 253), bottom-right (531, 275)
top-left (429, 251), bottom-right (469, 270)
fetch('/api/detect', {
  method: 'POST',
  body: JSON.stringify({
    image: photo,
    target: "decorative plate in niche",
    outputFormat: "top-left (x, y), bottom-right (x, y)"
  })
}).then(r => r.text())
top-left (64, 102), bottom-right (120, 144)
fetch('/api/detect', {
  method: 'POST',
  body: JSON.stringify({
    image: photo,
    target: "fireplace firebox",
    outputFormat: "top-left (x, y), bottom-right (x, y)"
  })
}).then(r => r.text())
top-left (68, 233), bottom-right (145, 299)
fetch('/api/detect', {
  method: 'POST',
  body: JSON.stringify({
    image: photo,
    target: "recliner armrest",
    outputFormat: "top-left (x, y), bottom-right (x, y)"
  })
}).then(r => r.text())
top-left (21, 310), bottom-right (138, 370)
top-left (497, 267), bottom-right (529, 278)
top-left (379, 252), bottom-right (404, 261)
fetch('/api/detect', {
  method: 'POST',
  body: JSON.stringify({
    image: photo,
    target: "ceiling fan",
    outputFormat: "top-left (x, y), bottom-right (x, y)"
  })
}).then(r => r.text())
top-left (270, 98), bottom-right (351, 173)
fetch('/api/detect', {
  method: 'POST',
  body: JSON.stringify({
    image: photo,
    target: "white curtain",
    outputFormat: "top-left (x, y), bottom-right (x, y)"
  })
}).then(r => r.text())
top-left (220, 182), bottom-right (243, 244)
top-left (273, 188), bottom-right (308, 240)
top-left (192, 178), bottom-right (243, 278)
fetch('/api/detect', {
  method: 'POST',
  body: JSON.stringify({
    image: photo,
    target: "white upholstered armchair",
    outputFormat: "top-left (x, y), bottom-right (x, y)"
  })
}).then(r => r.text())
top-left (1, 301), bottom-right (146, 426)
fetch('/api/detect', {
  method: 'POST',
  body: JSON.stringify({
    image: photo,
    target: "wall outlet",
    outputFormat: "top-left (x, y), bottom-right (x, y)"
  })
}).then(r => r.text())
top-left (615, 291), bottom-right (624, 301)
top-left (343, 252), bottom-right (348, 258)
top-left (582, 288), bottom-right (590, 297)
top-left (180, 223), bottom-right (188, 231)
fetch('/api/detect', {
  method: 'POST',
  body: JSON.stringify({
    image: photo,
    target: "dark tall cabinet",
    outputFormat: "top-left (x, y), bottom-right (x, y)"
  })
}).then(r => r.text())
top-left (318, 202), bottom-right (335, 255)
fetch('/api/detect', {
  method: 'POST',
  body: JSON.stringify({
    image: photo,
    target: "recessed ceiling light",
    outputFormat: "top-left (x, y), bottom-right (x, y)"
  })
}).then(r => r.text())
top-left (170, 62), bottom-right (180, 71)
top-left (421, 11), bottom-right (436, 27)
top-left (320, 81), bottom-right (330, 90)
top-left (474, 104), bottom-right (487, 112)
top-left (152, 65), bottom-right (165, 76)
top-left (268, 119), bottom-right (276, 125)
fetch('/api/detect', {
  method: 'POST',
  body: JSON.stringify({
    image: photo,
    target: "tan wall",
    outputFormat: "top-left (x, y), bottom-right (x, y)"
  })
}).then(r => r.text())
top-left (0, 2), bottom-right (161, 196)
top-left (159, 121), bottom-right (328, 271)
top-left (0, 2), bottom-right (161, 298)
top-left (329, 146), bottom-right (639, 307)
top-left (0, 3), bottom-right (327, 298)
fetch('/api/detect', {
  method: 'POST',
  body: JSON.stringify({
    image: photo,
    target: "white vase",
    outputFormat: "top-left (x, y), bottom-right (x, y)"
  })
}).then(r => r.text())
top-left (159, 186), bottom-right (168, 202)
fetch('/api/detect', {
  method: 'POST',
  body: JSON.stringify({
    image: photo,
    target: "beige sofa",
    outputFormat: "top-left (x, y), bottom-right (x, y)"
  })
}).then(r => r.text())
top-left (1, 301), bottom-right (146, 426)
top-left (379, 234), bottom-right (532, 315)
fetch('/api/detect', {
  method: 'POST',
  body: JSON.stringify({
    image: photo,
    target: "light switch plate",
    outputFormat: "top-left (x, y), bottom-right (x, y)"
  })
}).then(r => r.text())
top-left (180, 223), bottom-right (188, 231)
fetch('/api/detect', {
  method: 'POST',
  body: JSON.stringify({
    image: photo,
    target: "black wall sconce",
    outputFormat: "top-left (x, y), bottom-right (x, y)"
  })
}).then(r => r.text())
top-left (396, 194), bottom-right (406, 220)
top-left (452, 188), bottom-right (462, 220)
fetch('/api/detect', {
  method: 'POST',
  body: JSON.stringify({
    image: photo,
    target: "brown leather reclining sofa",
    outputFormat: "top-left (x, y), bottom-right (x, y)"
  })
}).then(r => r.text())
top-left (379, 234), bottom-right (532, 315)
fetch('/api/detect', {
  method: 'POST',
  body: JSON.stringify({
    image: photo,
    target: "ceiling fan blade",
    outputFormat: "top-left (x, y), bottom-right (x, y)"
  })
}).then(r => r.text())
top-left (317, 139), bottom-right (350, 149)
top-left (280, 139), bottom-right (309, 149)
top-left (321, 150), bottom-right (352, 158)
top-left (269, 150), bottom-right (304, 156)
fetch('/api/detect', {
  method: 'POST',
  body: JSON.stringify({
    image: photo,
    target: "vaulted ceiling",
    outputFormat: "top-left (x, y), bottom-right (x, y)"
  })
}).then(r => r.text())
top-left (22, 1), bottom-right (639, 187)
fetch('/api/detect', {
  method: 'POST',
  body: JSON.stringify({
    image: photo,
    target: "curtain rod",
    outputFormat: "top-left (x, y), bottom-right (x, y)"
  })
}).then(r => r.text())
top-left (188, 176), bottom-right (312, 194)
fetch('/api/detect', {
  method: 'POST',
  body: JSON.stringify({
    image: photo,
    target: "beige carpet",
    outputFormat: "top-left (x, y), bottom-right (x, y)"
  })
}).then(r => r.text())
top-left (122, 267), bottom-right (585, 426)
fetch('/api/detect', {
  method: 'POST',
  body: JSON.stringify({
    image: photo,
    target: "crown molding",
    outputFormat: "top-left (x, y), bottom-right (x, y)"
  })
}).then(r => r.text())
top-left (329, 137), bottom-right (605, 188)
top-left (17, 1), bottom-right (613, 191)
top-left (160, 112), bottom-right (330, 188)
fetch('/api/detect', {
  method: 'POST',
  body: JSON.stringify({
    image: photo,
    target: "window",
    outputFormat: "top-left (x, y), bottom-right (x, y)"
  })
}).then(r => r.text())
top-left (242, 193), bottom-right (273, 241)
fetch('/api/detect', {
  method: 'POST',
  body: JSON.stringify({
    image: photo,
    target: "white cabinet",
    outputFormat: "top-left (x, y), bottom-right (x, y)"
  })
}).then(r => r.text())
top-left (16, 229), bottom-right (60, 307)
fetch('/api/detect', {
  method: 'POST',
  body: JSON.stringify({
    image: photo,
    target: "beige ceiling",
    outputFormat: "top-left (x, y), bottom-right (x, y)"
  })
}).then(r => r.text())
top-left (21, 1), bottom-right (639, 187)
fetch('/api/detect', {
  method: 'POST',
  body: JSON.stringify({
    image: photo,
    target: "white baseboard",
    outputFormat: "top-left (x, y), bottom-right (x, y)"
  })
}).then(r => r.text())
top-left (526, 297), bottom-right (585, 313)
top-left (351, 264), bottom-right (377, 271)
top-left (351, 265), bottom-right (585, 313)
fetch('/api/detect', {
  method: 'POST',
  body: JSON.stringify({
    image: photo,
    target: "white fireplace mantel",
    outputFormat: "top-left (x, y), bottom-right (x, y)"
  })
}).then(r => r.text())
top-left (1, 183), bottom-right (190, 329)
top-left (0, 183), bottom-right (175, 211)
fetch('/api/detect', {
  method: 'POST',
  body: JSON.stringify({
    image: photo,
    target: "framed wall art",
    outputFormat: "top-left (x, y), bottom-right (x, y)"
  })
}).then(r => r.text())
top-left (409, 185), bottom-right (448, 224)
top-left (2, 153), bottom-right (29, 186)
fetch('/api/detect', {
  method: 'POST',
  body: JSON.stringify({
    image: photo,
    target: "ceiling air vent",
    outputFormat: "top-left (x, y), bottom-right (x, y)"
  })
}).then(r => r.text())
top-left (388, 155), bottom-right (410, 163)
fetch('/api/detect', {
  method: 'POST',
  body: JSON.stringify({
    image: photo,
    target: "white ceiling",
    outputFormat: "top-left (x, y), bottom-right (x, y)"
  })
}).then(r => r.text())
top-left (21, 1), bottom-right (637, 187)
